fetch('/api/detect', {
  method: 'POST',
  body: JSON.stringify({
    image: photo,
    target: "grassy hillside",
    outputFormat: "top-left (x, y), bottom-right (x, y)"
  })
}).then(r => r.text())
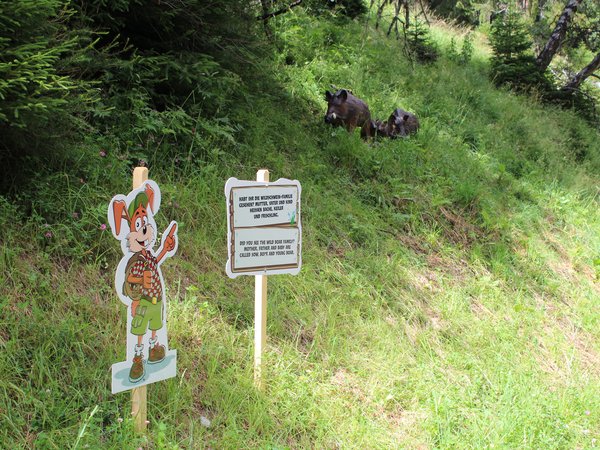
top-left (1, 8), bottom-right (600, 449)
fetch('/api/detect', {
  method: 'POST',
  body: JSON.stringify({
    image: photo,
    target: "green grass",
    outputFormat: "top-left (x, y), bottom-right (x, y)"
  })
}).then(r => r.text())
top-left (1, 8), bottom-right (600, 449)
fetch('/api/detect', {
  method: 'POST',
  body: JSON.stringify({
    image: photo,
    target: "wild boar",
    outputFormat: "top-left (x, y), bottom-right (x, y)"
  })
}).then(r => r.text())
top-left (324, 89), bottom-right (372, 138)
top-left (363, 119), bottom-right (388, 138)
top-left (385, 108), bottom-right (419, 138)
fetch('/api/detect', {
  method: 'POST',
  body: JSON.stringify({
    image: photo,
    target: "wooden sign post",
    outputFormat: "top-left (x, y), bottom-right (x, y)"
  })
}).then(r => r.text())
top-left (224, 169), bottom-right (302, 388)
top-left (131, 168), bottom-right (148, 433)
top-left (254, 169), bottom-right (269, 388)
top-left (107, 166), bottom-right (179, 434)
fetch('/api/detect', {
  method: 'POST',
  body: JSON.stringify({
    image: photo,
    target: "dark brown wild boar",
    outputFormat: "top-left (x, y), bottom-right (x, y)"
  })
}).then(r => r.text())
top-left (384, 108), bottom-right (419, 138)
top-left (363, 119), bottom-right (388, 138)
top-left (324, 89), bottom-right (372, 138)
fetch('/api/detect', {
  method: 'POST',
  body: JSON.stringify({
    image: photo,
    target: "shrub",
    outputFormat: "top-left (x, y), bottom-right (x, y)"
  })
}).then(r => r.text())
top-left (405, 18), bottom-right (439, 63)
top-left (448, 33), bottom-right (474, 64)
top-left (0, 2), bottom-right (94, 154)
top-left (0, 0), bottom-right (252, 192)
top-left (428, 0), bottom-right (481, 26)
top-left (460, 32), bottom-right (474, 63)
top-left (489, 10), bottom-right (551, 92)
top-left (326, 0), bottom-right (368, 19)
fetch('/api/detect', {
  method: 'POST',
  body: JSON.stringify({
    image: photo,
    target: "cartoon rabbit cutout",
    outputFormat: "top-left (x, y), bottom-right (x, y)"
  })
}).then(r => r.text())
top-left (108, 180), bottom-right (178, 393)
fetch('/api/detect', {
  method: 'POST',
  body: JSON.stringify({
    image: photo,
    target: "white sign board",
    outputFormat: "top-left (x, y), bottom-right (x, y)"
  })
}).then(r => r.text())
top-left (232, 186), bottom-right (298, 228)
top-left (225, 177), bottom-right (302, 278)
top-left (234, 228), bottom-right (300, 269)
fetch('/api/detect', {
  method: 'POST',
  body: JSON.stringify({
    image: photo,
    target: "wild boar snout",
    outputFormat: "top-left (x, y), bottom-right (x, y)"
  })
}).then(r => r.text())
top-left (324, 112), bottom-right (337, 123)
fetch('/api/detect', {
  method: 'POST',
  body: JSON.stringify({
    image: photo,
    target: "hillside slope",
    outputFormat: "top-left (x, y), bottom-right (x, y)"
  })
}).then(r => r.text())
top-left (1, 9), bottom-right (599, 449)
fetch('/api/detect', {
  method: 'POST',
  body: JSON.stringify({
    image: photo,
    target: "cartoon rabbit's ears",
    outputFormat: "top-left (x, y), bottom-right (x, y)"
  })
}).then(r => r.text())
top-left (112, 200), bottom-right (129, 236)
top-left (145, 184), bottom-right (155, 213)
top-left (110, 184), bottom-right (156, 236)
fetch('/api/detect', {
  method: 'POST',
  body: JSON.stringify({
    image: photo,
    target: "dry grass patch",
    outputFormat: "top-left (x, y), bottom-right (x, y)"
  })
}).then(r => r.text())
top-left (557, 317), bottom-right (600, 378)
top-left (469, 300), bottom-right (495, 319)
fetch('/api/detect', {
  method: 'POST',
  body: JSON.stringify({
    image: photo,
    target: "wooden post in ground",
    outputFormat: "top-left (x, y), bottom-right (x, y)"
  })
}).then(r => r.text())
top-left (131, 166), bottom-right (148, 433)
top-left (254, 169), bottom-right (269, 389)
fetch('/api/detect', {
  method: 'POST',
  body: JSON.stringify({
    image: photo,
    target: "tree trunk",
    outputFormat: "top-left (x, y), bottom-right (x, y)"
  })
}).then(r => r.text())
top-left (260, 0), bottom-right (273, 38)
top-left (376, 0), bottom-right (388, 29)
top-left (387, 0), bottom-right (402, 37)
top-left (535, 0), bottom-right (583, 71)
top-left (257, 0), bottom-right (302, 20)
top-left (562, 52), bottom-right (600, 91)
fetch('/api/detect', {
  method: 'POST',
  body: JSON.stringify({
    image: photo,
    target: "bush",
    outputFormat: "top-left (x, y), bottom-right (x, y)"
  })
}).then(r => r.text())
top-left (0, 1), bottom-right (95, 165)
top-left (428, 0), bottom-right (481, 26)
top-left (326, 0), bottom-right (368, 19)
top-left (405, 18), bottom-right (439, 63)
top-left (545, 88), bottom-right (598, 125)
top-left (0, 0), bottom-right (253, 193)
top-left (489, 10), bottom-right (551, 92)
top-left (448, 33), bottom-right (474, 64)
top-left (0, 2), bottom-right (91, 129)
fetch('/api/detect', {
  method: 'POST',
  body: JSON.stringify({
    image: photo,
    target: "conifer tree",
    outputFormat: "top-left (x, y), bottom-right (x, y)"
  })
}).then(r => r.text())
top-left (0, 1), bottom-right (87, 130)
top-left (489, 10), bottom-right (549, 90)
top-left (405, 17), bottom-right (439, 63)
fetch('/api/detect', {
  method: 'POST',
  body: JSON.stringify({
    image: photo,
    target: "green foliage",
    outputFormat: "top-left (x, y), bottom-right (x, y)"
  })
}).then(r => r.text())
top-left (0, 0), bottom-right (252, 193)
top-left (325, 0), bottom-right (368, 19)
top-left (72, 0), bottom-right (254, 56)
top-left (490, 10), bottom-right (531, 57)
top-left (448, 33), bottom-right (474, 64)
top-left (0, 1), bottom-right (86, 128)
top-left (405, 18), bottom-right (439, 63)
top-left (566, 2), bottom-right (600, 52)
top-left (69, 0), bottom-right (250, 157)
top-left (489, 11), bottom-right (550, 91)
top-left (545, 87), bottom-right (599, 124)
top-left (0, 0), bottom-right (96, 174)
top-left (448, 36), bottom-right (459, 60)
top-left (489, 7), bottom-right (599, 120)
top-left (428, 0), bottom-right (481, 25)
top-left (460, 32), bottom-right (474, 62)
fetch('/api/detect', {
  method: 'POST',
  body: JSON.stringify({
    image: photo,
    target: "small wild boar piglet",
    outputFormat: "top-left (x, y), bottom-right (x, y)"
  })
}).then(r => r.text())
top-left (363, 119), bottom-right (388, 138)
top-left (324, 89), bottom-right (373, 139)
top-left (384, 108), bottom-right (419, 138)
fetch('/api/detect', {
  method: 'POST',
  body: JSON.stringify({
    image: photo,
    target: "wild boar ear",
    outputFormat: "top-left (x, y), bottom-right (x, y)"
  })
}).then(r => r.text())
top-left (339, 89), bottom-right (348, 101)
top-left (403, 114), bottom-right (410, 122)
top-left (325, 90), bottom-right (332, 101)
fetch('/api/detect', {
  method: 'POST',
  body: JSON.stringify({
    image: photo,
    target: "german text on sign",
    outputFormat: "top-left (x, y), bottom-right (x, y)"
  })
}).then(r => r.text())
top-left (232, 186), bottom-right (298, 228)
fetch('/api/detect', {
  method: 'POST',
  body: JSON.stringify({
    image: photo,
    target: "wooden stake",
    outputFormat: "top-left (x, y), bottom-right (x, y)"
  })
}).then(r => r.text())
top-left (254, 169), bottom-right (269, 389)
top-left (131, 384), bottom-right (147, 433)
top-left (132, 166), bottom-right (148, 191)
top-left (132, 166), bottom-right (148, 433)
